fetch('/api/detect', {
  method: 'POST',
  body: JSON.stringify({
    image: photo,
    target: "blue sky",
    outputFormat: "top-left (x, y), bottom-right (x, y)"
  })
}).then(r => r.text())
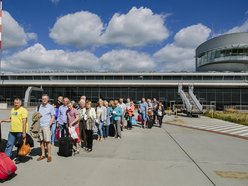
top-left (2, 0), bottom-right (248, 72)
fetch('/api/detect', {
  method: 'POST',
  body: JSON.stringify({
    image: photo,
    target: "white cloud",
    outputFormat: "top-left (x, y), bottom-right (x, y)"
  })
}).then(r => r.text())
top-left (2, 44), bottom-right (156, 72)
top-left (100, 49), bottom-right (156, 72)
top-left (2, 43), bottom-right (100, 72)
top-left (49, 7), bottom-right (169, 48)
top-left (2, 11), bottom-right (37, 49)
top-left (226, 19), bottom-right (248, 33)
top-left (4, 23), bottom-right (212, 73)
top-left (154, 24), bottom-right (211, 71)
top-left (49, 11), bottom-right (104, 48)
top-left (101, 7), bottom-right (169, 47)
top-left (174, 24), bottom-right (211, 48)
top-left (154, 44), bottom-right (195, 71)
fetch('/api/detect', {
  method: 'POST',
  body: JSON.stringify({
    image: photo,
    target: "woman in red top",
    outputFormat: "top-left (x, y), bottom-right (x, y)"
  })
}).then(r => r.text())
top-left (127, 101), bottom-right (135, 130)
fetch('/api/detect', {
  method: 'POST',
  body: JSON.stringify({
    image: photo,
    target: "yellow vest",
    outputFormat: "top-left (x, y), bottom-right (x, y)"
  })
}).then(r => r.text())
top-left (10, 107), bottom-right (28, 132)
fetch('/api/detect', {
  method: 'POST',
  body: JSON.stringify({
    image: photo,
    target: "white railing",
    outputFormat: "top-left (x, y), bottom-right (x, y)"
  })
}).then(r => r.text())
top-left (178, 84), bottom-right (192, 112)
top-left (188, 84), bottom-right (203, 112)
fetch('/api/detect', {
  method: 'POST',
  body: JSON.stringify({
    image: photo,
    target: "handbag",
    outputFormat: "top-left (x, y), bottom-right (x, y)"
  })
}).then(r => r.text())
top-left (68, 127), bottom-right (78, 140)
top-left (93, 125), bottom-right (98, 134)
top-left (131, 118), bottom-right (137, 125)
top-left (103, 121), bottom-right (108, 126)
top-left (138, 114), bottom-right (142, 122)
top-left (124, 112), bottom-right (129, 119)
top-left (56, 127), bottom-right (61, 141)
top-left (18, 138), bottom-right (31, 157)
top-left (157, 110), bottom-right (163, 116)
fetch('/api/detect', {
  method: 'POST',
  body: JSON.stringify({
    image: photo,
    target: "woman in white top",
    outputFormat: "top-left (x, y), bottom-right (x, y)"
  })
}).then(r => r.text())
top-left (84, 101), bottom-right (96, 152)
top-left (96, 100), bottom-right (107, 141)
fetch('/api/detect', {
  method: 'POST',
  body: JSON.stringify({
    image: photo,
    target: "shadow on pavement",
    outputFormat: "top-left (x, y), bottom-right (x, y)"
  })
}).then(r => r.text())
top-left (0, 173), bottom-right (17, 183)
top-left (29, 147), bottom-right (41, 157)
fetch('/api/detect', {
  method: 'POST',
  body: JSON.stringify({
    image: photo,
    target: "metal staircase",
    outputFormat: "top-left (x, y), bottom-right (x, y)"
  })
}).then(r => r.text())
top-left (178, 84), bottom-right (203, 116)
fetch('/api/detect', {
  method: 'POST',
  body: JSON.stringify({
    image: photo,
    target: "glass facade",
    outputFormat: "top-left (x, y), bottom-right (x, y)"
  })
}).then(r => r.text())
top-left (1, 74), bottom-right (247, 81)
top-left (1, 73), bottom-right (248, 109)
top-left (0, 86), bottom-right (248, 109)
top-left (196, 46), bottom-right (248, 67)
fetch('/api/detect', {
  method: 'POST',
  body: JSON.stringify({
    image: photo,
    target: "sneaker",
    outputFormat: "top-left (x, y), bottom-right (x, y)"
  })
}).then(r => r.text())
top-left (87, 148), bottom-right (91, 152)
top-left (14, 158), bottom-right (21, 164)
top-left (74, 150), bottom-right (80, 155)
top-left (117, 137), bottom-right (121, 139)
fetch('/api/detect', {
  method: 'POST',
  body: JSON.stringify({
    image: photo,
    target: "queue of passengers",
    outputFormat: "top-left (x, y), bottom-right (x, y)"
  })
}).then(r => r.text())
top-left (0, 95), bottom-right (165, 164)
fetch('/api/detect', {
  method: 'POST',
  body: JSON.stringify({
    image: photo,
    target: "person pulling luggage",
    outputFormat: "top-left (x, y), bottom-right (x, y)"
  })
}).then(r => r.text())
top-left (0, 98), bottom-right (28, 164)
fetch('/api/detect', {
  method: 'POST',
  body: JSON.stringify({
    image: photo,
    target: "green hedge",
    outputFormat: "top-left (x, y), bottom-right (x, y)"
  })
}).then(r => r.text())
top-left (203, 111), bottom-right (248, 126)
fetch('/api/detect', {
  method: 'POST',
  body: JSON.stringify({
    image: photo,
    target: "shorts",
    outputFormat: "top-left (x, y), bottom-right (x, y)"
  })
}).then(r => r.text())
top-left (75, 127), bottom-right (80, 143)
top-left (141, 112), bottom-right (147, 122)
top-left (39, 126), bottom-right (51, 142)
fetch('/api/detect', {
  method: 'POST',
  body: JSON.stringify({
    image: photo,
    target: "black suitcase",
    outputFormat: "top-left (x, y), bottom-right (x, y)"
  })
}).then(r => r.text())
top-left (58, 137), bottom-right (73, 157)
top-left (108, 124), bottom-right (115, 137)
top-left (0, 124), bottom-right (7, 152)
top-left (147, 118), bottom-right (153, 129)
top-left (93, 132), bottom-right (98, 140)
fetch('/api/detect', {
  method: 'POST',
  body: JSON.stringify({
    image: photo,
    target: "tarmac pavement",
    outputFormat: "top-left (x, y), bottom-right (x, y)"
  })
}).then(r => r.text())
top-left (0, 109), bottom-right (247, 186)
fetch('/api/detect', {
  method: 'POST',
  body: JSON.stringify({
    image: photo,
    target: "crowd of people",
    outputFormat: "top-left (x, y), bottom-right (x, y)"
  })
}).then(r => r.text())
top-left (0, 95), bottom-right (166, 164)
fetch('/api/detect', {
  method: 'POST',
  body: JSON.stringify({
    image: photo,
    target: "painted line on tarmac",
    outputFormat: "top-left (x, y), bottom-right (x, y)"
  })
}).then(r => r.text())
top-left (183, 123), bottom-right (248, 136)
top-left (230, 128), bottom-right (248, 135)
top-left (161, 126), bottom-right (217, 186)
top-left (165, 122), bottom-right (248, 140)
top-left (204, 125), bottom-right (242, 130)
top-left (219, 126), bottom-right (248, 133)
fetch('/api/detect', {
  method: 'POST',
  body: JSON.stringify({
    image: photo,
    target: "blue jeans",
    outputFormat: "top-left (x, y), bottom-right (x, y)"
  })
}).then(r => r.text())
top-left (97, 121), bottom-right (103, 137)
top-left (127, 116), bottom-right (132, 129)
top-left (102, 125), bottom-right (109, 138)
top-left (5, 132), bottom-right (22, 157)
top-left (141, 112), bottom-right (147, 121)
top-left (50, 123), bottom-right (56, 144)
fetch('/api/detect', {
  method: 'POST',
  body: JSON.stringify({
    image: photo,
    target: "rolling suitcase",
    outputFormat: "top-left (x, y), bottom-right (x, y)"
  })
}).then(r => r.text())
top-left (0, 153), bottom-right (17, 180)
top-left (0, 123), bottom-right (7, 152)
top-left (108, 124), bottom-right (115, 137)
top-left (93, 132), bottom-right (98, 140)
top-left (58, 137), bottom-right (73, 157)
top-left (0, 124), bottom-right (17, 180)
top-left (147, 117), bottom-right (153, 129)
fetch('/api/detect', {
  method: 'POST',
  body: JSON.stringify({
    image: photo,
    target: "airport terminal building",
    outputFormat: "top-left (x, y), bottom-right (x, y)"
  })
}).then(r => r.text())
top-left (1, 32), bottom-right (248, 110)
top-left (1, 72), bottom-right (248, 110)
top-left (196, 32), bottom-right (248, 72)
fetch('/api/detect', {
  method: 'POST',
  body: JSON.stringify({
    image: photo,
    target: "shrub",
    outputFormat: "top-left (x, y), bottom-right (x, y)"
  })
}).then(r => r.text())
top-left (203, 111), bottom-right (248, 126)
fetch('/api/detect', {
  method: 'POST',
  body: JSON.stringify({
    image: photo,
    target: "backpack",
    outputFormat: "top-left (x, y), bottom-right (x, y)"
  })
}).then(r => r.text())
top-left (30, 105), bottom-right (41, 138)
